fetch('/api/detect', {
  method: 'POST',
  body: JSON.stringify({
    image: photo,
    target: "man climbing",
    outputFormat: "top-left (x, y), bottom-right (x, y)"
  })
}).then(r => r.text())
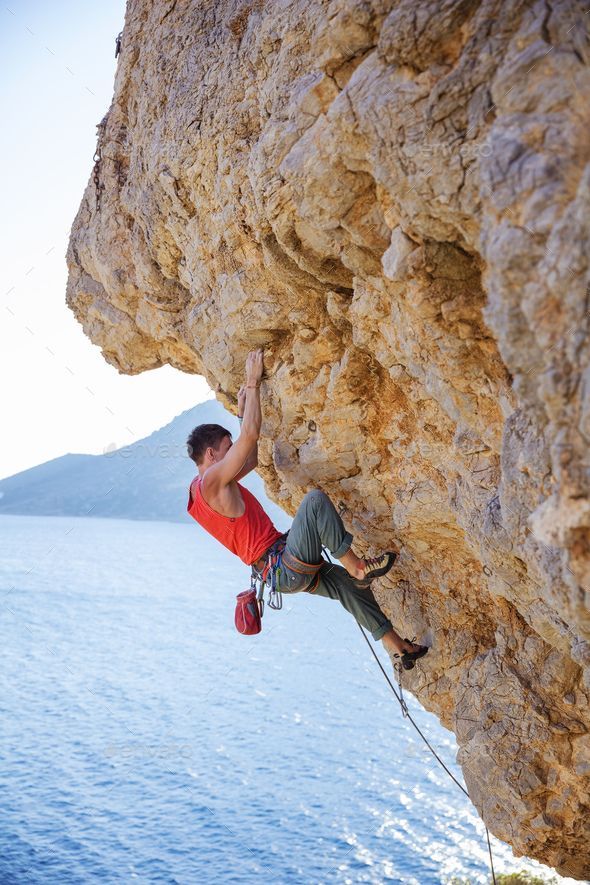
top-left (186, 348), bottom-right (428, 670)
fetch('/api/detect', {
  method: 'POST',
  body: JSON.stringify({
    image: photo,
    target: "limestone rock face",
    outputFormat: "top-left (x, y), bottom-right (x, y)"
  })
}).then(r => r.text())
top-left (66, 0), bottom-right (590, 876)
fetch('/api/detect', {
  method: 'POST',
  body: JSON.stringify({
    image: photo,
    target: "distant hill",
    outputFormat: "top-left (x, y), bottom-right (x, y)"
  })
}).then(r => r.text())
top-left (0, 399), bottom-right (290, 530)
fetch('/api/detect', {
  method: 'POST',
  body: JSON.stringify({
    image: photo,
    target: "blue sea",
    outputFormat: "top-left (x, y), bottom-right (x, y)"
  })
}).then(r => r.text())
top-left (0, 515), bottom-right (576, 884)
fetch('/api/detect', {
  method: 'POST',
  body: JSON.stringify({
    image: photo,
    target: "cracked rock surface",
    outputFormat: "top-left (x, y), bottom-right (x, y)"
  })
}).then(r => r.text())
top-left (66, 0), bottom-right (590, 876)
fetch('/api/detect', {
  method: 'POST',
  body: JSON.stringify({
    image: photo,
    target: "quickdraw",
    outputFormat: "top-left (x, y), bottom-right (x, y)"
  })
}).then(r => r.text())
top-left (393, 662), bottom-right (409, 718)
top-left (251, 533), bottom-right (288, 613)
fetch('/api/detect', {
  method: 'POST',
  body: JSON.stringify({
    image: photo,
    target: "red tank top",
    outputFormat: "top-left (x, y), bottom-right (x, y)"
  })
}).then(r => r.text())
top-left (187, 476), bottom-right (282, 565)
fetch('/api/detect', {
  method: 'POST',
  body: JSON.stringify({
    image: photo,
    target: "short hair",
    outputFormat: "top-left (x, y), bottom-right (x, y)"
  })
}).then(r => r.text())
top-left (186, 424), bottom-right (231, 465)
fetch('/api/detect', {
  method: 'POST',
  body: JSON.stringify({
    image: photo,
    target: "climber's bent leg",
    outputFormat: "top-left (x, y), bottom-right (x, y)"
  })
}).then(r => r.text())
top-left (307, 561), bottom-right (393, 641)
top-left (281, 489), bottom-right (391, 587)
top-left (286, 489), bottom-right (353, 565)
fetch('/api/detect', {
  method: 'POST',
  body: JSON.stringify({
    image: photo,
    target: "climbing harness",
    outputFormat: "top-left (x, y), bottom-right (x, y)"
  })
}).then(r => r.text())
top-left (235, 533), bottom-right (289, 634)
top-left (280, 547), bottom-right (324, 592)
top-left (236, 532), bottom-right (326, 633)
top-left (251, 532), bottom-right (289, 612)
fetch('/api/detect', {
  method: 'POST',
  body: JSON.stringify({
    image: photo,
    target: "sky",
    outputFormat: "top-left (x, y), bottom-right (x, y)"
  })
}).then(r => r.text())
top-left (0, 0), bottom-right (212, 479)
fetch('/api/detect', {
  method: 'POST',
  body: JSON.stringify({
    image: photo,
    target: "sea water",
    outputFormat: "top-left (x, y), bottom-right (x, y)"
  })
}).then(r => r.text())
top-left (0, 515), bottom-right (578, 884)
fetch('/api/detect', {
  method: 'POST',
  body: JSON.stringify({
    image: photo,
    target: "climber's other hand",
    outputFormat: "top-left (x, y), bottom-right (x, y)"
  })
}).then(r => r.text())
top-left (246, 348), bottom-right (264, 384)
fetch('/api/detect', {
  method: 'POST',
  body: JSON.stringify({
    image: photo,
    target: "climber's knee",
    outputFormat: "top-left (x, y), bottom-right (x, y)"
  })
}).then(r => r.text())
top-left (302, 489), bottom-right (327, 508)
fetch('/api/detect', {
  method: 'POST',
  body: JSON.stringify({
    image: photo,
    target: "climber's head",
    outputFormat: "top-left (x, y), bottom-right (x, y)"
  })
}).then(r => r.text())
top-left (187, 424), bottom-right (232, 467)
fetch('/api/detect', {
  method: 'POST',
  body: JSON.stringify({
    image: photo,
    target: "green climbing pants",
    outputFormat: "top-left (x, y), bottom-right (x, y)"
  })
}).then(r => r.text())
top-left (280, 489), bottom-right (394, 642)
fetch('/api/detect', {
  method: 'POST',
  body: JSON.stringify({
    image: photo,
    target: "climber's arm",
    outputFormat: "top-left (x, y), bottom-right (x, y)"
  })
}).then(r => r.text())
top-left (202, 427), bottom-right (258, 490)
top-left (203, 351), bottom-right (263, 489)
top-left (233, 374), bottom-right (260, 479)
top-left (234, 440), bottom-right (258, 480)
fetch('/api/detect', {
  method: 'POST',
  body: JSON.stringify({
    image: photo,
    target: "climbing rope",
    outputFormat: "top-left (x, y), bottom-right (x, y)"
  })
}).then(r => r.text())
top-left (356, 623), bottom-right (497, 884)
top-left (321, 542), bottom-right (497, 883)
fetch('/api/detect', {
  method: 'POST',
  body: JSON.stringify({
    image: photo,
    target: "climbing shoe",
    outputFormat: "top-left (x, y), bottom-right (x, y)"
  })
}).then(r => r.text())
top-left (399, 638), bottom-right (429, 671)
top-left (350, 551), bottom-right (397, 587)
